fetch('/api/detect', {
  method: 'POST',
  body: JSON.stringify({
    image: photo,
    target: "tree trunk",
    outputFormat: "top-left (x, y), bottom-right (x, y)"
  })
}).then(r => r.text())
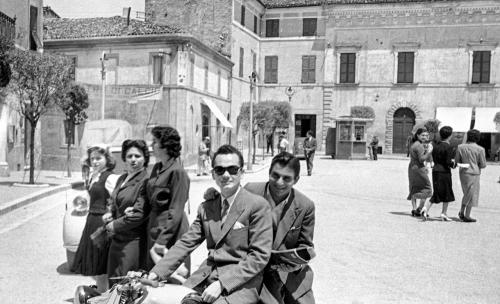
top-left (67, 141), bottom-right (72, 177)
top-left (252, 132), bottom-right (256, 164)
top-left (29, 122), bottom-right (36, 184)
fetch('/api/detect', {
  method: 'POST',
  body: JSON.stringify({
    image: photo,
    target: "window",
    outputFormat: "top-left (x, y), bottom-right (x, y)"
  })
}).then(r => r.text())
top-left (239, 48), bottom-right (244, 78)
top-left (397, 52), bottom-right (414, 83)
top-left (217, 70), bottom-right (221, 96)
top-left (252, 51), bottom-right (256, 73)
top-left (68, 56), bottom-right (77, 81)
top-left (339, 53), bottom-right (356, 84)
top-left (301, 55), bottom-right (316, 83)
top-left (302, 18), bottom-right (317, 37)
top-left (472, 51), bottom-right (491, 84)
top-left (190, 56), bottom-right (195, 86)
top-left (265, 19), bottom-right (279, 37)
top-left (204, 63), bottom-right (209, 91)
top-left (152, 55), bottom-right (164, 84)
top-left (29, 6), bottom-right (39, 51)
top-left (240, 5), bottom-right (245, 26)
top-left (339, 124), bottom-right (351, 141)
top-left (253, 15), bottom-right (258, 34)
top-left (264, 56), bottom-right (278, 83)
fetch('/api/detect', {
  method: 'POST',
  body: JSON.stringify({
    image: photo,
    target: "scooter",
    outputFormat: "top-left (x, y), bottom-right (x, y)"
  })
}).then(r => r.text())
top-left (74, 271), bottom-right (195, 304)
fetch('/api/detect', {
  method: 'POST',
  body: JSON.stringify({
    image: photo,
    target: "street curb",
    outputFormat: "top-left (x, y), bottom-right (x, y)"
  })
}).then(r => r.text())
top-left (0, 181), bottom-right (84, 216)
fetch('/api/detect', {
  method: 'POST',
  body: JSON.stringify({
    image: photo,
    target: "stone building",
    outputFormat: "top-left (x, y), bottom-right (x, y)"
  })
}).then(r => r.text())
top-left (145, 0), bottom-right (500, 157)
top-left (0, 0), bottom-right (44, 176)
top-left (42, 16), bottom-right (233, 170)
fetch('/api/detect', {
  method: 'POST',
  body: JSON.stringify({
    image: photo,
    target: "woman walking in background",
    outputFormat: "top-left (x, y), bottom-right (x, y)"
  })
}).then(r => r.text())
top-left (103, 140), bottom-right (150, 283)
top-left (71, 145), bottom-right (119, 292)
top-left (407, 128), bottom-right (433, 219)
top-left (426, 126), bottom-right (456, 221)
top-left (455, 129), bottom-right (487, 222)
top-left (146, 126), bottom-right (190, 275)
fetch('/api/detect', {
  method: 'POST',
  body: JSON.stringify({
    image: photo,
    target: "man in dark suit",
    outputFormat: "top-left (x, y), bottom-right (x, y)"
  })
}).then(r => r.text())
top-left (148, 145), bottom-right (273, 304)
top-left (245, 152), bottom-right (316, 304)
top-left (303, 130), bottom-right (317, 176)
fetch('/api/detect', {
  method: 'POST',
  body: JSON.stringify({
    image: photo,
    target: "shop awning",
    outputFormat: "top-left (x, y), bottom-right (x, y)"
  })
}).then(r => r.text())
top-left (435, 107), bottom-right (473, 132)
top-left (474, 107), bottom-right (500, 133)
top-left (202, 98), bottom-right (233, 128)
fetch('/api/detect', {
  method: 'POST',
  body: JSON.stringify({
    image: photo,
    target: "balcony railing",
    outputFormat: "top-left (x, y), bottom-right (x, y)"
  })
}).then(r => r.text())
top-left (0, 10), bottom-right (16, 41)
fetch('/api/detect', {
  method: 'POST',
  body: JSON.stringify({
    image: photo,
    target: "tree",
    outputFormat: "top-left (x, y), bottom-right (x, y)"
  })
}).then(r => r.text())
top-left (8, 49), bottom-right (71, 184)
top-left (0, 36), bottom-right (13, 88)
top-left (238, 101), bottom-right (291, 163)
top-left (56, 84), bottom-right (89, 177)
top-left (424, 119), bottom-right (441, 143)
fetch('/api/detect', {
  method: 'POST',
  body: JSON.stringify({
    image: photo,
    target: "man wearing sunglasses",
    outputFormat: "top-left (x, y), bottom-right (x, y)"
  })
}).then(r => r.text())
top-left (148, 145), bottom-right (273, 304)
top-left (245, 152), bottom-right (316, 304)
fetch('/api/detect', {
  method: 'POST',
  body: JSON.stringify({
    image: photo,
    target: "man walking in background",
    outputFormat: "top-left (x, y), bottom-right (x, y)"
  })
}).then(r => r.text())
top-left (303, 131), bottom-right (317, 176)
top-left (197, 137), bottom-right (210, 176)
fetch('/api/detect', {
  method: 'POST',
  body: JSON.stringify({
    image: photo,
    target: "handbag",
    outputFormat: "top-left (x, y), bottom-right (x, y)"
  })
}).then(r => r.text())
top-left (90, 226), bottom-right (110, 249)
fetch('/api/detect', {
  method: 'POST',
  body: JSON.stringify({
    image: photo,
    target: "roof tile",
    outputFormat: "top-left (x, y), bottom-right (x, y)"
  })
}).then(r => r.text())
top-left (262, 0), bottom-right (451, 9)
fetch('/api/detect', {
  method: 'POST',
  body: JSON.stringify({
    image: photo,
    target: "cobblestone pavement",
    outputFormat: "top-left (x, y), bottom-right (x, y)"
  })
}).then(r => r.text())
top-left (0, 156), bottom-right (499, 303)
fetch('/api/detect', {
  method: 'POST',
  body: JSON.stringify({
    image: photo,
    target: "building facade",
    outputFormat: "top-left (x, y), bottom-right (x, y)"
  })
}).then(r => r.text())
top-left (42, 16), bottom-right (233, 170)
top-left (145, 0), bottom-right (500, 157)
top-left (0, 0), bottom-right (43, 176)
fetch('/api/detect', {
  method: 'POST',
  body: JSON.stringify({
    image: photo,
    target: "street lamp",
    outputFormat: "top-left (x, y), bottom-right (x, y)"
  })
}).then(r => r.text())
top-left (100, 52), bottom-right (108, 120)
top-left (247, 72), bottom-right (257, 170)
top-left (285, 86), bottom-right (295, 102)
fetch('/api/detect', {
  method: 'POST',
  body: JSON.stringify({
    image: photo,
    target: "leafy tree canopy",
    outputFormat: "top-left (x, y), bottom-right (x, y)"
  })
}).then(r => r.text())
top-left (238, 101), bottom-right (291, 133)
top-left (58, 83), bottom-right (89, 125)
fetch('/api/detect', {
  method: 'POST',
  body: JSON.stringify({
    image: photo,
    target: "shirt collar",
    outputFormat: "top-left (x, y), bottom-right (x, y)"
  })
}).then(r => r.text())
top-left (265, 184), bottom-right (291, 208)
top-left (221, 185), bottom-right (242, 210)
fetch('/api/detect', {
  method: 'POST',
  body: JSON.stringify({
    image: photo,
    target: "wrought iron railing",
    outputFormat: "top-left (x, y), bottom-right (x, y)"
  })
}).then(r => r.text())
top-left (0, 10), bottom-right (16, 41)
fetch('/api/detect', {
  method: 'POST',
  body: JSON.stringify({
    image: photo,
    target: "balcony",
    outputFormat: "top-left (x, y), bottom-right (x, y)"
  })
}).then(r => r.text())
top-left (0, 10), bottom-right (16, 41)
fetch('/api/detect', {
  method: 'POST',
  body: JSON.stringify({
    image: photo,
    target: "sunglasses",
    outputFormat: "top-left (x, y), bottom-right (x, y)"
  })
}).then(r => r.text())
top-left (213, 166), bottom-right (241, 175)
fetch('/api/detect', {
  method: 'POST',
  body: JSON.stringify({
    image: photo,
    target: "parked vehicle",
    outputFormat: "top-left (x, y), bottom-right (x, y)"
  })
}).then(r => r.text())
top-left (63, 185), bottom-right (89, 268)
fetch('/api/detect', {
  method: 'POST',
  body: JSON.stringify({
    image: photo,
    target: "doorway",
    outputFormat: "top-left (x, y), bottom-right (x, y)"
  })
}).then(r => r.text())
top-left (392, 108), bottom-right (415, 153)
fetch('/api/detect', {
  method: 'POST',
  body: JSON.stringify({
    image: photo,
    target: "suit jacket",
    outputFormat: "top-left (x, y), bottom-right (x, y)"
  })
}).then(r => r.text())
top-left (151, 187), bottom-right (273, 304)
top-left (455, 143), bottom-right (486, 175)
top-left (146, 158), bottom-right (190, 248)
top-left (244, 182), bottom-right (315, 302)
top-left (108, 169), bottom-right (149, 241)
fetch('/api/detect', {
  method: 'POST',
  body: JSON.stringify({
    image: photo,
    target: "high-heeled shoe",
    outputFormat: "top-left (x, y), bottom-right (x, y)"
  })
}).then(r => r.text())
top-left (440, 213), bottom-right (451, 221)
top-left (421, 209), bottom-right (429, 221)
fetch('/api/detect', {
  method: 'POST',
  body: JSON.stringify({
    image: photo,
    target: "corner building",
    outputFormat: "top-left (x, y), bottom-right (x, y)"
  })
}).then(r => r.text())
top-left (146, 0), bottom-right (500, 157)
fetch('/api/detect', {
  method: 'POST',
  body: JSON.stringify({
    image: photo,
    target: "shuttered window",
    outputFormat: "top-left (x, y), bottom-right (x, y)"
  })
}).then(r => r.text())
top-left (302, 18), bottom-right (317, 37)
top-left (472, 51), bottom-right (491, 84)
top-left (301, 55), bottom-right (316, 83)
top-left (264, 56), bottom-right (278, 83)
top-left (265, 19), bottom-right (279, 37)
top-left (339, 53), bottom-right (356, 83)
top-left (397, 52), bottom-right (414, 83)
top-left (152, 55), bottom-right (163, 84)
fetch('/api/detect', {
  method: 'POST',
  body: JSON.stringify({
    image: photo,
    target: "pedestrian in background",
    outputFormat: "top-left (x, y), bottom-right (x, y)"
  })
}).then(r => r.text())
top-left (102, 140), bottom-right (150, 283)
top-left (455, 129), bottom-right (487, 222)
top-left (370, 135), bottom-right (379, 160)
top-left (266, 132), bottom-right (274, 156)
top-left (406, 134), bottom-right (413, 157)
top-left (71, 144), bottom-right (120, 293)
top-left (407, 128), bottom-right (433, 219)
top-left (278, 133), bottom-right (289, 153)
top-left (197, 136), bottom-right (210, 176)
top-left (303, 130), bottom-right (317, 176)
top-left (146, 125), bottom-right (190, 274)
top-left (426, 126), bottom-right (456, 221)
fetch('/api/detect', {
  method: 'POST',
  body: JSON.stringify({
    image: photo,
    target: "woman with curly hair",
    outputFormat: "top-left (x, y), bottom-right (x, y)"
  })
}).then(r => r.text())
top-left (407, 128), bottom-right (433, 220)
top-left (145, 126), bottom-right (190, 274)
top-left (71, 145), bottom-right (119, 292)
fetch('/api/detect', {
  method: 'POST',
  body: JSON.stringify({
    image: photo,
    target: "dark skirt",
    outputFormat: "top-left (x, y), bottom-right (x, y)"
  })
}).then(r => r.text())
top-left (407, 165), bottom-right (432, 200)
top-left (71, 214), bottom-right (109, 276)
top-left (430, 171), bottom-right (455, 204)
top-left (107, 237), bottom-right (147, 279)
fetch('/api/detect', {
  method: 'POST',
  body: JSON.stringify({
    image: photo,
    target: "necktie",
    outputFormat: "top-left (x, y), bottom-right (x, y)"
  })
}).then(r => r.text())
top-left (221, 199), bottom-right (229, 222)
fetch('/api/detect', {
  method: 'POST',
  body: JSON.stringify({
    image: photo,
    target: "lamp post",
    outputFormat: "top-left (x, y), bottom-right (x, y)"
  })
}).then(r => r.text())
top-left (100, 52), bottom-right (107, 120)
top-left (247, 72), bottom-right (256, 170)
top-left (285, 86), bottom-right (295, 103)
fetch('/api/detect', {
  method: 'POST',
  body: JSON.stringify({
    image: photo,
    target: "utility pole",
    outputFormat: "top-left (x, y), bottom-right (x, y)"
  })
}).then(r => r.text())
top-left (247, 72), bottom-right (256, 170)
top-left (100, 52), bottom-right (107, 120)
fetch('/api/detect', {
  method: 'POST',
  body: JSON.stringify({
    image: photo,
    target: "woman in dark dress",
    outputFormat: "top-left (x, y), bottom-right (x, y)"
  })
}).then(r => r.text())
top-left (146, 126), bottom-right (190, 276)
top-left (71, 145), bottom-right (119, 292)
top-left (102, 140), bottom-right (150, 283)
top-left (427, 126), bottom-right (456, 221)
top-left (407, 128), bottom-right (433, 220)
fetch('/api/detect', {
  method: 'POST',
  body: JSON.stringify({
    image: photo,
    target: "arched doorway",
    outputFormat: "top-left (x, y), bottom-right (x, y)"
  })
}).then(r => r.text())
top-left (392, 108), bottom-right (415, 153)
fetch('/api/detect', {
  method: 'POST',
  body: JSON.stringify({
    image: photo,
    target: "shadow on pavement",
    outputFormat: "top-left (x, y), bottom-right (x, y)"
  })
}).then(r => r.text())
top-left (57, 262), bottom-right (76, 275)
top-left (64, 298), bottom-right (73, 303)
top-left (389, 211), bottom-right (412, 217)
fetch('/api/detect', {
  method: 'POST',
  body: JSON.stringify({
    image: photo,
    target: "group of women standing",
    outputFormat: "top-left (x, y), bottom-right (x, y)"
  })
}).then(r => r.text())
top-left (407, 127), bottom-right (487, 222)
top-left (71, 125), bottom-right (190, 292)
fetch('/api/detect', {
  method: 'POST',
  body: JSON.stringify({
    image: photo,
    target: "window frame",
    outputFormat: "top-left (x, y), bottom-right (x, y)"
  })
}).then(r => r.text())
top-left (204, 63), bottom-right (209, 91)
top-left (467, 41), bottom-right (497, 85)
top-left (68, 55), bottom-right (77, 81)
top-left (240, 5), bottom-right (245, 26)
top-left (302, 18), bottom-right (317, 37)
top-left (264, 56), bottom-right (278, 84)
top-left (335, 44), bottom-right (361, 85)
top-left (339, 53), bottom-right (356, 84)
top-left (397, 52), bottom-right (414, 84)
top-left (253, 15), bottom-right (258, 34)
top-left (472, 51), bottom-right (491, 84)
top-left (152, 54), bottom-right (164, 84)
top-left (239, 47), bottom-right (244, 78)
top-left (265, 19), bottom-right (279, 38)
top-left (301, 55), bottom-right (316, 84)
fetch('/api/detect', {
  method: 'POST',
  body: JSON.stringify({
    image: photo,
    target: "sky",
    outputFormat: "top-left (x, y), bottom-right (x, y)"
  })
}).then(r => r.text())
top-left (43, 0), bottom-right (145, 18)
